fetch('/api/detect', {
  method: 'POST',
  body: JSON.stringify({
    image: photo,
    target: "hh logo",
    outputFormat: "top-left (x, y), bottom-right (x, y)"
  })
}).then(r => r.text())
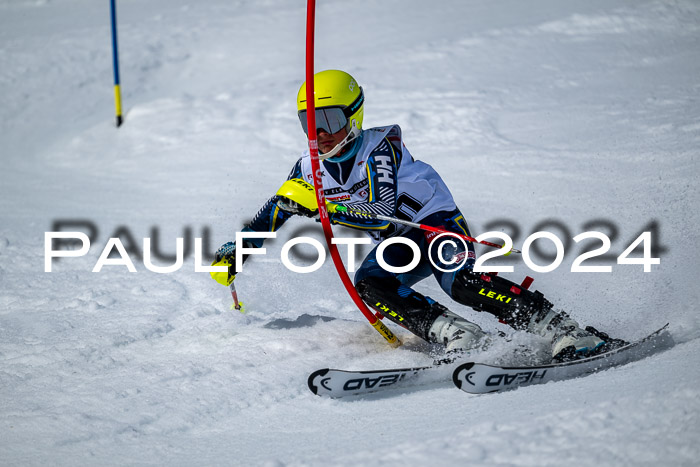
top-left (374, 155), bottom-right (394, 185)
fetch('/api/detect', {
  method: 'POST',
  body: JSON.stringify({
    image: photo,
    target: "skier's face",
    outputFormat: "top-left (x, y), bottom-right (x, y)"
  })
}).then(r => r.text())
top-left (317, 127), bottom-right (348, 154)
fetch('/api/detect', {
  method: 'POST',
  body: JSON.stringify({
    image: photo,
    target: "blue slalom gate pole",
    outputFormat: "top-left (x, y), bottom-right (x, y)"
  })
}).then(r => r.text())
top-left (110, 0), bottom-right (123, 127)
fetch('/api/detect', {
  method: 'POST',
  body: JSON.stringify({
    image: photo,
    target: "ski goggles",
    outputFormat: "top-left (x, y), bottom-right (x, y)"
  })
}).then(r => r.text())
top-left (298, 89), bottom-right (364, 135)
top-left (298, 107), bottom-right (348, 136)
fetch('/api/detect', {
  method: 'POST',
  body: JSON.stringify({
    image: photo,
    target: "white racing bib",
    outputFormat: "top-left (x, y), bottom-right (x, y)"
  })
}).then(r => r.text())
top-left (298, 125), bottom-right (458, 240)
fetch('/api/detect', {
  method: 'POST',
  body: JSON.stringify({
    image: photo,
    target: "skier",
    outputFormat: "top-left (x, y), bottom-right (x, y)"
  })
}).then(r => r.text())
top-left (212, 69), bottom-right (609, 361)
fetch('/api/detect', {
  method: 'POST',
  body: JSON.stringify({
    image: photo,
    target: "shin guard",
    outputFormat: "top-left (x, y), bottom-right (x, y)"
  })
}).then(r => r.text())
top-left (355, 277), bottom-right (445, 341)
top-left (451, 270), bottom-right (553, 330)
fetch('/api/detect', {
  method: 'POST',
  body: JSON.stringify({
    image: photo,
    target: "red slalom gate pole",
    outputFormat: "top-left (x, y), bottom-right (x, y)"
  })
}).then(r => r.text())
top-left (304, 0), bottom-right (399, 346)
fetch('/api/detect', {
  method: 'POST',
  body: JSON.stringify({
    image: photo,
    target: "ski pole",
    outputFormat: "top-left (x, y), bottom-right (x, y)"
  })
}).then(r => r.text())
top-left (333, 205), bottom-right (521, 254)
top-left (229, 281), bottom-right (244, 313)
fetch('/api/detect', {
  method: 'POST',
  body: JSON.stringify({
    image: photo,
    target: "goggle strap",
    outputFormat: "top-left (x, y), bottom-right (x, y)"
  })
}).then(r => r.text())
top-left (343, 88), bottom-right (364, 119)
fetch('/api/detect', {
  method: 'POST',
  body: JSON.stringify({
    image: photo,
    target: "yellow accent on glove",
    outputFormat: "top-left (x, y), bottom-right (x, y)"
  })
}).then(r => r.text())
top-left (210, 258), bottom-right (236, 286)
top-left (326, 202), bottom-right (341, 214)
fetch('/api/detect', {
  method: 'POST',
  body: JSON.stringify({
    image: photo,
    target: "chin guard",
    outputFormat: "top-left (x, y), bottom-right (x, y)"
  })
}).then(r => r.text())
top-left (318, 120), bottom-right (361, 162)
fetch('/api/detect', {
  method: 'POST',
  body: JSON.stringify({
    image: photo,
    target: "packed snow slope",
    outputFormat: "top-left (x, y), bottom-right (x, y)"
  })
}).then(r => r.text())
top-left (1, 0), bottom-right (699, 465)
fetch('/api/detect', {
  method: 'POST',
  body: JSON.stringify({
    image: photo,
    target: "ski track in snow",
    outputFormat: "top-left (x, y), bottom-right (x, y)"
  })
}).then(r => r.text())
top-left (1, 0), bottom-right (699, 465)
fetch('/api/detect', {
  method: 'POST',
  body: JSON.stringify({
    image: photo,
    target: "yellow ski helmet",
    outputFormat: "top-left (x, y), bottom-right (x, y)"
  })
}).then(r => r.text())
top-left (297, 70), bottom-right (364, 160)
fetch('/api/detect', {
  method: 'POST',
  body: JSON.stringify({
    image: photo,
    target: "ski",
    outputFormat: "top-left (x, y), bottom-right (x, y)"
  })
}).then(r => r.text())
top-left (308, 365), bottom-right (437, 398)
top-left (453, 324), bottom-right (673, 394)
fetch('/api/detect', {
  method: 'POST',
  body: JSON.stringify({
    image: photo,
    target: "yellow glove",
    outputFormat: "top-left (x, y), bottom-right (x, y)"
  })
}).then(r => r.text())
top-left (276, 179), bottom-right (347, 217)
top-left (210, 242), bottom-right (239, 286)
top-left (210, 257), bottom-right (236, 286)
top-left (276, 179), bottom-right (318, 213)
top-left (326, 202), bottom-right (342, 214)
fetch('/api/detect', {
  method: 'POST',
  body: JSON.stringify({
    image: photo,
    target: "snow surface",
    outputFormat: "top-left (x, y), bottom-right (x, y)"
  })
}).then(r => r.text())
top-left (1, 0), bottom-right (699, 465)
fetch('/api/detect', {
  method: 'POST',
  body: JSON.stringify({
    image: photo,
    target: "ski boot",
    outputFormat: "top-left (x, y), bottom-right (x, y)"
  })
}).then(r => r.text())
top-left (584, 326), bottom-right (629, 354)
top-left (427, 306), bottom-right (488, 354)
top-left (450, 269), bottom-right (608, 361)
top-left (527, 309), bottom-right (604, 361)
top-left (355, 277), bottom-right (488, 354)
